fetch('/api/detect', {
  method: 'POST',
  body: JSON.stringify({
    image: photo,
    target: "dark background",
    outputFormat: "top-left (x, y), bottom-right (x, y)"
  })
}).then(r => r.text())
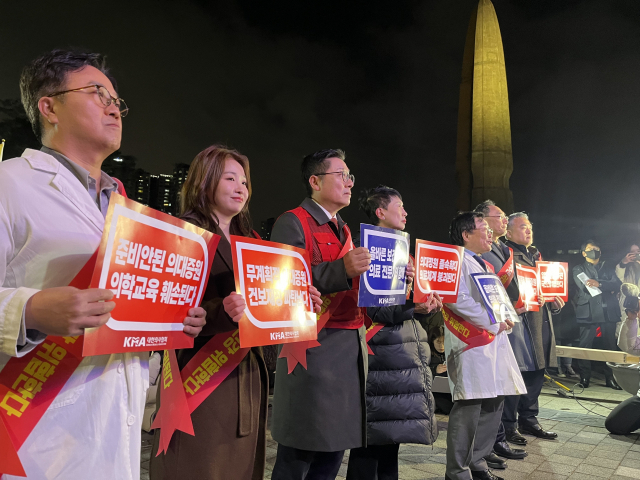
top-left (1, 0), bottom-right (640, 263)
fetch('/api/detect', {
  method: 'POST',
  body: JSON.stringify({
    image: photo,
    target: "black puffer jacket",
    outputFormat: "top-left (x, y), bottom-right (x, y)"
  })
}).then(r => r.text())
top-left (366, 303), bottom-right (438, 446)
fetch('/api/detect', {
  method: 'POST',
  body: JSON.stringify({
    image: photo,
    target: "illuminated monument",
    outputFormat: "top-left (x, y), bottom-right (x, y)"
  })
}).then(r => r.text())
top-left (455, 0), bottom-right (514, 212)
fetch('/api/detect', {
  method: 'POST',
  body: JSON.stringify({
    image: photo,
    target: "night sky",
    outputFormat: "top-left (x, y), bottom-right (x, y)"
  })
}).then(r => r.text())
top-left (2, 0), bottom-right (640, 259)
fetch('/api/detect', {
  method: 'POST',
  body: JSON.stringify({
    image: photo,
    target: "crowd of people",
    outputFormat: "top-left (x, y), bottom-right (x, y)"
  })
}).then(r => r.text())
top-left (2, 48), bottom-right (640, 480)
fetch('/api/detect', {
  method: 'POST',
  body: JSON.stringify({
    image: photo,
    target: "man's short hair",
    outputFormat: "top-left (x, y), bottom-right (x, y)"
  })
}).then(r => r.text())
top-left (474, 199), bottom-right (496, 216)
top-left (507, 212), bottom-right (529, 229)
top-left (20, 49), bottom-right (115, 141)
top-left (581, 239), bottom-right (600, 252)
top-left (449, 211), bottom-right (484, 247)
top-left (359, 185), bottom-right (402, 226)
top-left (301, 149), bottom-right (346, 197)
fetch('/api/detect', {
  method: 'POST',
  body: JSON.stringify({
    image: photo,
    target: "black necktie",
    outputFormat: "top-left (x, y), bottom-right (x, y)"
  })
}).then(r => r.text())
top-left (473, 254), bottom-right (488, 272)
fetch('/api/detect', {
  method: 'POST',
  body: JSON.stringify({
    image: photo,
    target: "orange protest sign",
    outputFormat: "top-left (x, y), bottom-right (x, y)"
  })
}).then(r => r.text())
top-left (231, 236), bottom-right (318, 348)
top-left (515, 263), bottom-right (542, 312)
top-left (83, 193), bottom-right (220, 356)
top-left (414, 240), bottom-right (464, 303)
top-left (537, 261), bottom-right (569, 302)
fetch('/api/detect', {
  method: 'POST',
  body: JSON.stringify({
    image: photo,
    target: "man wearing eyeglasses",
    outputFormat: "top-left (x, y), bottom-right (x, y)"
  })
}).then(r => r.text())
top-left (269, 149), bottom-right (371, 480)
top-left (0, 49), bottom-right (205, 479)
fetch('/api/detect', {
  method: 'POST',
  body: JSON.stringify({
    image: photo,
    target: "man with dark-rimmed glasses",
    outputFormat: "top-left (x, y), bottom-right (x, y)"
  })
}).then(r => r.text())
top-left (0, 49), bottom-right (205, 478)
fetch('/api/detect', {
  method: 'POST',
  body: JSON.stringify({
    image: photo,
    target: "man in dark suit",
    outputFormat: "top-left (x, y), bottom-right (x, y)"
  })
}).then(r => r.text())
top-left (572, 240), bottom-right (622, 389)
top-left (504, 213), bottom-right (565, 441)
top-left (270, 149), bottom-right (371, 480)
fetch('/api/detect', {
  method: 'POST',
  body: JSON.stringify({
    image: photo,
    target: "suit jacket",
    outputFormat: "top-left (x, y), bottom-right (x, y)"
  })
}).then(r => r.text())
top-left (573, 260), bottom-right (622, 324)
top-left (150, 224), bottom-right (268, 480)
top-left (506, 241), bottom-right (558, 371)
top-left (0, 149), bottom-right (148, 479)
top-left (269, 197), bottom-right (368, 451)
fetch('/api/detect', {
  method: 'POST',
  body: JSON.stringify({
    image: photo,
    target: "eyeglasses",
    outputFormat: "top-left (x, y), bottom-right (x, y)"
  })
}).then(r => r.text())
top-left (48, 85), bottom-right (129, 117)
top-left (315, 171), bottom-right (355, 184)
top-left (485, 215), bottom-right (507, 221)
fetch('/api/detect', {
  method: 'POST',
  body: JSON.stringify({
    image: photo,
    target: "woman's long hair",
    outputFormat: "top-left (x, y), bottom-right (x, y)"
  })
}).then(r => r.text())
top-left (180, 145), bottom-right (253, 236)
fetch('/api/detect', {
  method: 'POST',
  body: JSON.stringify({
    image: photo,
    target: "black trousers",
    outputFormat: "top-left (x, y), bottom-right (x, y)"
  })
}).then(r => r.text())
top-left (271, 444), bottom-right (344, 480)
top-left (502, 369), bottom-right (545, 430)
top-left (605, 395), bottom-right (640, 435)
top-left (346, 444), bottom-right (400, 480)
top-left (577, 323), bottom-right (616, 380)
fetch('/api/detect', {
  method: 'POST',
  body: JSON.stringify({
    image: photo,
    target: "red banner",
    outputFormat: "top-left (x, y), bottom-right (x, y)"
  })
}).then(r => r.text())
top-left (83, 193), bottom-right (220, 356)
top-left (515, 263), bottom-right (541, 312)
top-left (442, 306), bottom-right (495, 352)
top-left (537, 261), bottom-right (569, 302)
top-left (231, 236), bottom-right (317, 348)
top-left (365, 322), bottom-right (385, 355)
top-left (0, 252), bottom-right (97, 477)
top-left (151, 329), bottom-right (249, 454)
top-left (414, 240), bottom-right (464, 303)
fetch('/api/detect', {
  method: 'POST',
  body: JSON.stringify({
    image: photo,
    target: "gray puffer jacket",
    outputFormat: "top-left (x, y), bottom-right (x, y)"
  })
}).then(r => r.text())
top-left (366, 303), bottom-right (438, 446)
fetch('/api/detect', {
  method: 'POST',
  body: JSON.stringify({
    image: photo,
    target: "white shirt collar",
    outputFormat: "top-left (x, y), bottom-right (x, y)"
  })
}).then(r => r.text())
top-left (312, 199), bottom-right (336, 221)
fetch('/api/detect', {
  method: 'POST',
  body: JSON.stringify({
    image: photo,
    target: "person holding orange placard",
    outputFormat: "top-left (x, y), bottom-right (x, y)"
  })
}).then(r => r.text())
top-left (150, 146), bottom-right (323, 480)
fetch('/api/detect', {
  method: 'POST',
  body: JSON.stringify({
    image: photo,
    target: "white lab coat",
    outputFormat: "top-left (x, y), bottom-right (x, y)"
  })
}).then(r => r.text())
top-left (0, 149), bottom-right (148, 480)
top-left (445, 249), bottom-right (526, 401)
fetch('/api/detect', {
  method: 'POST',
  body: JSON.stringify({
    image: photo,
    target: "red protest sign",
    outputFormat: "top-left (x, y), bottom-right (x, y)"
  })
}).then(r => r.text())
top-left (414, 240), bottom-right (464, 303)
top-left (537, 261), bottom-right (569, 302)
top-left (83, 193), bottom-right (220, 356)
top-left (231, 236), bottom-right (317, 348)
top-left (515, 263), bottom-right (542, 312)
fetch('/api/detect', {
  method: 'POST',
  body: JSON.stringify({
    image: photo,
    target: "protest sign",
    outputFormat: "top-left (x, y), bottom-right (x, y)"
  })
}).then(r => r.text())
top-left (537, 261), bottom-right (569, 302)
top-left (515, 263), bottom-right (542, 312)
top-left (231, 236), bottom-right (317, 348)
top-left (83, 193), bottom-right (219, 356)
top-left (414, 240), bottom-right (464, 303)
top-left (358, 223), bottom-right (409, 307)
top-left (470, 273), bottom-right (520, 324)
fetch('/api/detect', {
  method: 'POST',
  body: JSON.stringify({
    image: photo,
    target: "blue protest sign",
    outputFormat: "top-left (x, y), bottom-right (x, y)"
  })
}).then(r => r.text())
top-left (470, 273), bottom-right (520, 325)
top-left (358, 223), bottom-right (410, 307)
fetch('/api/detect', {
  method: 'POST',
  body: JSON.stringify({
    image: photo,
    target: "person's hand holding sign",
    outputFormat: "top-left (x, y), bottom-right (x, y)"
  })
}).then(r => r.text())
top-left (182, 307), bottom-right (207, 337)
top-left (497, 318), bottom-right (514, 334)
top-left (343, 247), bottom-right (371, 278)
top-left (223, 285), bottom-right (324, 323)
top-left (25, 286), bottom-right (116, 336)
top-left (224, 292), bottom-right (247, 323)
top-left (585, 279), bottom-right (600, 288)
top-left (405, 257), bottom-right (415, 284)
top-left (414, 292), bottom-right (442, 314)
top-left (552, 296), bottom-right (565, 310)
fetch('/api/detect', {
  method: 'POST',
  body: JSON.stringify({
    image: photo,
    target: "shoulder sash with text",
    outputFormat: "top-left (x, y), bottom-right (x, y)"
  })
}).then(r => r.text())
top-left (0, 253), bottom-right (97, 477)
top-left (442, 306), bottom-right (495, 353)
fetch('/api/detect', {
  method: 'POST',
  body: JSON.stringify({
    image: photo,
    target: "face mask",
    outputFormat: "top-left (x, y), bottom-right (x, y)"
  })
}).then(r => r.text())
top-left (585, 250), bottom-right (601, 260)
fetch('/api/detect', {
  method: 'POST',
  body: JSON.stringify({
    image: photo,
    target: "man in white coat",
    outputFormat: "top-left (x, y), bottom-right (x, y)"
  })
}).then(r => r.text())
top-left (444, 212), bottom-right (526, 480)
top-left (0, 49), bottom-right (206, 479)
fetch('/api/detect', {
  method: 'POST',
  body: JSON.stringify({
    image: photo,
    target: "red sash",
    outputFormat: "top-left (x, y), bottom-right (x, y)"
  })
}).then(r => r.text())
top-left (278, 206), bottom-right (363, 373)
top-left (151, 331), bottom-right (251, 455)
top-left (442, 306), bottom-right (495, 352)
top-left (0, 253), bottom-right (97, 477)
top-left (497, 248), bottom-right (515, 289)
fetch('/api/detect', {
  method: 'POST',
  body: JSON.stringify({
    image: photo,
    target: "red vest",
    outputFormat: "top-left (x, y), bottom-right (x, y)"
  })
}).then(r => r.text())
top-left (288, 206), bottom-right (364, 330)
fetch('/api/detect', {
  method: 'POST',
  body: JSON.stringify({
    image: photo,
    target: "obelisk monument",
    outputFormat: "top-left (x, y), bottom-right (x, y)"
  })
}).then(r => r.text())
top-left (455, 0), bottom-right (514, 212)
